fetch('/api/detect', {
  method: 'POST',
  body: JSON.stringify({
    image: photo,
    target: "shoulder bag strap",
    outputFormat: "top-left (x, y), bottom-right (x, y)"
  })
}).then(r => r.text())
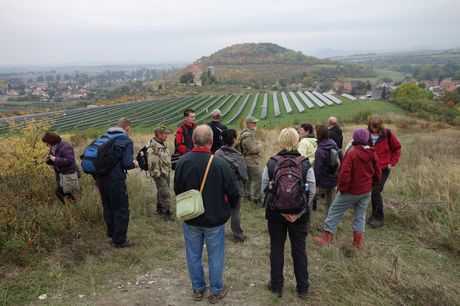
top-left (200, 155), bottom-right (214, 193)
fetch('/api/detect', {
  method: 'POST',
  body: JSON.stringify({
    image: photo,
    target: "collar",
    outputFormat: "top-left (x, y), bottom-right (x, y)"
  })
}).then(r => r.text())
top-left (183, 121), bottom-right (196, 128)
top-left (107, 127), bottom-right (126, 134)
top-left (192, 147), bottom-right (211, 153)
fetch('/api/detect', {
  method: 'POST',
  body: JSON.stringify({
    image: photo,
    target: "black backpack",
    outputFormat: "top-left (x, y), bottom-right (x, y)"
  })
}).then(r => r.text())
top-left (136, 146), bottom-right (149, 171)
top-left (328, 148), bottom-right (342, 178)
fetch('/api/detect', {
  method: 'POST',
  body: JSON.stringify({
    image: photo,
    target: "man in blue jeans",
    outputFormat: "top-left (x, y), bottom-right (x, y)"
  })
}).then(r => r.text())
top-left (174, 125), bottom-right (239, 304)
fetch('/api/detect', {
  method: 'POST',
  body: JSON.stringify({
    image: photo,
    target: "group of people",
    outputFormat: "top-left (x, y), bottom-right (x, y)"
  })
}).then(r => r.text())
top-left (42, 109), bottom-right (401, 303)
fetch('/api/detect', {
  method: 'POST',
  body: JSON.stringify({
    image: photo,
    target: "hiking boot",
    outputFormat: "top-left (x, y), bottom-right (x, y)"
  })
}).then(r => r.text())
top-left (253, 198), bottom-right (262, 207)
top-left (298, 291), bottom-right (309, 300)
top-left (353, 231), bottom-right (363, 248)
top-left (192, 289), bottom-right (205, 301)
top-left (111, 240), bottom-right (135, 248)
top-left (368, 219), bottom-right (385, 228)
top-left (208, 286), bottom-right (227, 304)
top-left (162, 211), bottom-right (174, 221)
top-left (267, 282), bottom-right (282, 297)
top-left (313, 231), bottom-right (334, 245)
top-left (366, 215), bottom-right (375, 224)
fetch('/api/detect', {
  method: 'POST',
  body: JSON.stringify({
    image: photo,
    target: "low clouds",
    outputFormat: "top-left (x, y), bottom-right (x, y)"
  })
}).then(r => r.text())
top-left (0, 0), bottom-right (459, 64)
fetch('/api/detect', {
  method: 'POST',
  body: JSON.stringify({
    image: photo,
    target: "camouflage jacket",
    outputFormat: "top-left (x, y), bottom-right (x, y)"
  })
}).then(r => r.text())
top-left (238, 128), bottom-right (261, 166)
top-left (147, 138), bottom-right (171, 178)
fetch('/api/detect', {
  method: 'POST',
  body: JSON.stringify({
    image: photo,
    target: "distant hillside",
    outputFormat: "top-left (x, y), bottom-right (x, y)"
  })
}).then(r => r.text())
top-left (182, 43), bottom-right (379, 86)
top-left (199, 43), bottom-right (324, 65)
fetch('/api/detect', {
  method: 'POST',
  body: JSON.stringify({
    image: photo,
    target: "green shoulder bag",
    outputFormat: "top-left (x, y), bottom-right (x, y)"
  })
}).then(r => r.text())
top-left (176, 155), bottom-right (214, 221)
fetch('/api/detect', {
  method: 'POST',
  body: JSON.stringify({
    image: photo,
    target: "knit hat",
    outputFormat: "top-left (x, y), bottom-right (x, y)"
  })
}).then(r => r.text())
top-left (352, 128), bottom-right (370, 145)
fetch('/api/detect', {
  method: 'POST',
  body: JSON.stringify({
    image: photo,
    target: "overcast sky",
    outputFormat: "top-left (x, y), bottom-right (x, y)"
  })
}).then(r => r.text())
top-left (1, 0), bottom-right (459, 65)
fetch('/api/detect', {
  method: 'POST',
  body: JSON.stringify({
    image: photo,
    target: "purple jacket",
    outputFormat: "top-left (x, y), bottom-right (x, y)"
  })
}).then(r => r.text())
top-left (314, 139), bottom-right (338, 188)
top-left (46, 140), bottom-right (78, 183)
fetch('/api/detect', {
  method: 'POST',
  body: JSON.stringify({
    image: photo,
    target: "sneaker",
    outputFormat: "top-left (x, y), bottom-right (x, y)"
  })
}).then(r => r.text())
top-left (368, 219), bottom-right (385, 228)
top-left (111, 241), bottom-right (135, 248)
top-left (208, 286), bottom-right (227, 304)
top-left (192, 290), bottom-right (204, 301)
top-left (267, 282), bottom-right (282, 297)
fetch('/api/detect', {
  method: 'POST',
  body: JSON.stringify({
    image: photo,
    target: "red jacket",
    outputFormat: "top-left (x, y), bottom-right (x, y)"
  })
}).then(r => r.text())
top-left (175, 121), bottom-right (196, 155)
top-left (371, 129), bottom-right (401, 170)
top-left (338, 146), bottom-right (382, 195)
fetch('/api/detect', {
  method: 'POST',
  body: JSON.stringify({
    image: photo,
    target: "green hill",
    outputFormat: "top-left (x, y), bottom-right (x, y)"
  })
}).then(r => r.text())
top-left (200, 43), bottom-right (324, 66)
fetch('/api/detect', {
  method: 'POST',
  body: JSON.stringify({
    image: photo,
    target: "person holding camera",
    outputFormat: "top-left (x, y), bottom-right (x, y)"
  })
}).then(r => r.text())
top-left (42, 131), bottom-right (80, 204)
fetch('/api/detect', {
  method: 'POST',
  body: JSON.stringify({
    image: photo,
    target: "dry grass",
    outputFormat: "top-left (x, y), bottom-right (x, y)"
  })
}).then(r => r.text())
top-left (1, 125), bottom-right (460, 305)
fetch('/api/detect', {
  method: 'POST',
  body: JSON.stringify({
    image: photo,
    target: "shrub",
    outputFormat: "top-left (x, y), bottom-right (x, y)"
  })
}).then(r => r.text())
top-left (0, 120), bottom-right (104, 265)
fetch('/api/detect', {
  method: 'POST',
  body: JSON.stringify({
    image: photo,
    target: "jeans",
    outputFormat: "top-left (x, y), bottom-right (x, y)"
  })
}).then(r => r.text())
top-left (371, 168), bottom-right (390, 221)
top-left (268, 220), bottom-right (309, 294)
top-left (230, 198), bottom-right (244, 240)
top-left (98, 179), bottom-right (130, 245)
top-left (323, 192), bottom-right (371, 234)
top-left (182, 223), bottom-right (225, 295)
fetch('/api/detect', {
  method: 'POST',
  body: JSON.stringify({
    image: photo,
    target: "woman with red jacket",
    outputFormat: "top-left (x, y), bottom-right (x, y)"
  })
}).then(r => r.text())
top-left (314, 128), bottom-right (381, 248)
top-left (367, 115), bottom-right (401, 228)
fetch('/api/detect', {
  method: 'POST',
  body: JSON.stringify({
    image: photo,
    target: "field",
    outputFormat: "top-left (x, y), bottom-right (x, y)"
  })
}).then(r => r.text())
top-left (0, 92), bottom-right (405, 134)
top-left (1, 121), bottom-right (459, 305)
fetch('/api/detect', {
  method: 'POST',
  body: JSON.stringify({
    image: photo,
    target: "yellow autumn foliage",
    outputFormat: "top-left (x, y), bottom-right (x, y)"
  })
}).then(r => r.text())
top-left (0, 120), bottom-right (50, 178)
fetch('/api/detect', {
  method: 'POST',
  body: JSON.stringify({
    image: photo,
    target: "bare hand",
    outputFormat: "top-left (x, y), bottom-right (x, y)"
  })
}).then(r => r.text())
top-left (49, 155), bottom-right (56, 162)
top-left (281, 213), bottom-right (297, 223)
top-left (133, 160), bottom-right (139, 168)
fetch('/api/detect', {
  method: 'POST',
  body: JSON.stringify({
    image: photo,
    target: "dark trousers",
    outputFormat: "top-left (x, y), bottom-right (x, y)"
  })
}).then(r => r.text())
top-left (98, 179), bottom-right (130, 245)
top-left (267, 220), bottom-right (309, 294)
top-left (371, 168), bottom-right (391, 221)
top-left (55, 186), bottom-right (75, 204)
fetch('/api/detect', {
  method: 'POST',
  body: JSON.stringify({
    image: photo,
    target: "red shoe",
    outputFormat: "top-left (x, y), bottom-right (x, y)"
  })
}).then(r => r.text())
top-left (353, 231), bottom-right (363, 248)
top-left (313, 231), bottom-right (334, 245)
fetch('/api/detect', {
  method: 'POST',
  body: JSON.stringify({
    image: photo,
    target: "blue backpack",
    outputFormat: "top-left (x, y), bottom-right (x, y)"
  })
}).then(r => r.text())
top-left (81, 133), bottom-right (125, 175)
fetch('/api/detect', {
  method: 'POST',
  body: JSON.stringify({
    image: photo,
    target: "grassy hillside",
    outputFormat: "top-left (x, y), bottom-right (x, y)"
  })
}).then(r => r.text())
top-left (200, 43), bottom-right (324, 66)
top-left (1, 125), bottom-right (459, 305)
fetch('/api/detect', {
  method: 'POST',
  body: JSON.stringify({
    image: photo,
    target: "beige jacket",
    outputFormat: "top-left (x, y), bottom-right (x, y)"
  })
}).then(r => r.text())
top-left (238, 128), bottom-right (261, 166)
top-left (147, 138), bottom-right (171, 178)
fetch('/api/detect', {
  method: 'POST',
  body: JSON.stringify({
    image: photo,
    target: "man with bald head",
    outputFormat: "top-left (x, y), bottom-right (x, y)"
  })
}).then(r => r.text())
top-left (327, 116), bottom-right (343, 149)
top-left (174, 124), bottom-right (239, 304)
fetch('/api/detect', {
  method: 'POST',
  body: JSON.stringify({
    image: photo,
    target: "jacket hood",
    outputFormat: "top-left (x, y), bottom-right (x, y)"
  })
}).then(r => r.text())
top-left (317, 139), bottom-right (338, 150)
top-left (218, 146), bottom-right (243, 163)
top-left (353, 145), bottom-right (374, 162)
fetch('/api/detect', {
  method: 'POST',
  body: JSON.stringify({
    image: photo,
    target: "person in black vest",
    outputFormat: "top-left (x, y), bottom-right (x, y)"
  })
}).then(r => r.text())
top-left (328, 116), bottom-right (343, 149)
top-left (262, 128), bottom-right (316, 300)
top-left (208, 109), bottom-right (227, 153)
top-left (175, 108), bottom-right (197, 155)
top-left (97, 117), bottom-right (138, 248)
